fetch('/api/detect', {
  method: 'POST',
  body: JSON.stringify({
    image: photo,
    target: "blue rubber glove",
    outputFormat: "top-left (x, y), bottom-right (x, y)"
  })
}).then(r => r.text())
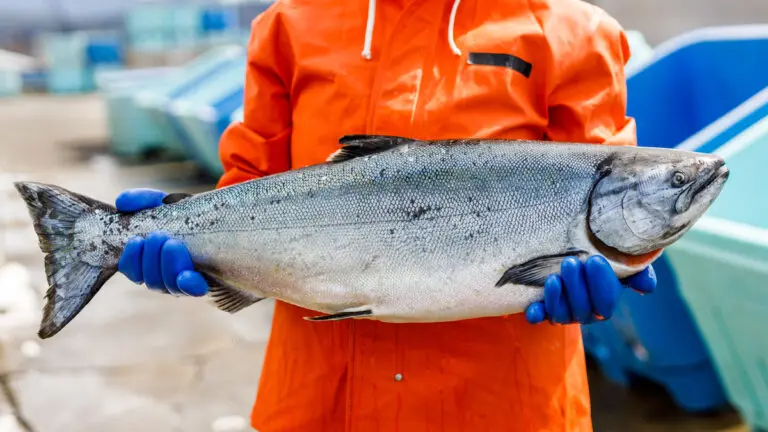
top-left (525, 256), bottom-right (656, 325)
top-left (115, 188), bottom-right (209, 297)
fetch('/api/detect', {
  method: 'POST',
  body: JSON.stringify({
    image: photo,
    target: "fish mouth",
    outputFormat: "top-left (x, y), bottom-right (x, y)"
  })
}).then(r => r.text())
top-left (693, 161), bottom-right (729, 198)
top-left (677, 159), bottom-right (729, 214)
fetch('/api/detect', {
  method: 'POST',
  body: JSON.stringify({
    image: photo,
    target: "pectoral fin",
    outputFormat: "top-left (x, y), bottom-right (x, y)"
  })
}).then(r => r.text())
top-left (201, 272), bottom-right (264, 313)
top-left (495, 249), bottom-right (589, 287)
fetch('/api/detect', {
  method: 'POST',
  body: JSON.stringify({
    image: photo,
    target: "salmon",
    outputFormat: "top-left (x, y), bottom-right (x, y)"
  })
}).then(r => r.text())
top-left (14, 135), bottom-right (729, 338)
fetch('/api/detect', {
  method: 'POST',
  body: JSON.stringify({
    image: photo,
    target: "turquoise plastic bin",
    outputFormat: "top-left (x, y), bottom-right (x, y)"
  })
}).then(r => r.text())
top-left (582, 25), bottom-right (768, 413)
top-left (128, 31), bottom-right (180, 54)
top-left (624, 30), bottom-right (654, 70)
top-left (0, 70), bottom-right (22, 97)
top-left (126, 3), bottom-right (203, 52)
top-left (131, 45), bottom-right (246, 158)
top-left (37, 31), bottom-right (88, 69)
top-left (665, 116), bottom-right (768, 431)
top-left (230, 106), bottom-right (244, 123)
top-left (96, 67), bottom-right (180, 159)
top-left (165, 56), bottom-right (246, 176)
top-left (46, 68), bottom-right (93, 94)
top-left (170, 4), bottom-right (204, 48)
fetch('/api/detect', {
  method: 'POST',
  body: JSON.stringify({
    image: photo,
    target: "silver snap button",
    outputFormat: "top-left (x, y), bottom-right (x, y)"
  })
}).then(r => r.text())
top-left (394, 373), bottom-right (403, 382)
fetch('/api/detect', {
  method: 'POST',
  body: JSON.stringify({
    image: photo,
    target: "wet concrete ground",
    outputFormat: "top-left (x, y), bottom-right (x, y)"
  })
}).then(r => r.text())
top-left (0, 95), bottom-right (750, 431)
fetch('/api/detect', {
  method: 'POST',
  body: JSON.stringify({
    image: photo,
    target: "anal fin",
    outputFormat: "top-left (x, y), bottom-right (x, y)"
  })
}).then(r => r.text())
top-left (201, 272), bottom-right (264, 313)
top-left (495, 249), bottom-right (589, 288)
top-left (304, 306), bottom-right (373, 321)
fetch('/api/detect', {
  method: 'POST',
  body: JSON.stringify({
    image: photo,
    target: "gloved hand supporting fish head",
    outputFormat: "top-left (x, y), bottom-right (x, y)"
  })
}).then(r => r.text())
top-left (525, 148), bottom-right (728, 325)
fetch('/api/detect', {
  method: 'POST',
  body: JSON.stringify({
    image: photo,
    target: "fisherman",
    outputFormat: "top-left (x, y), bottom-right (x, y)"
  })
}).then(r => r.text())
top-left (115, 0), bottom-right (657, 429)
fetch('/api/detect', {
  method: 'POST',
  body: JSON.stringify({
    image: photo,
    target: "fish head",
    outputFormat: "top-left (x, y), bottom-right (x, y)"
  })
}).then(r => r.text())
top-left (587, 149), bottom-right (729, 259)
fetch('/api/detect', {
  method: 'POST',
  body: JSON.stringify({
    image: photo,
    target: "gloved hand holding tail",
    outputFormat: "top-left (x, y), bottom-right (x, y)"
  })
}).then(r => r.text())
top-left (115, 188), bottom-right (209, 297)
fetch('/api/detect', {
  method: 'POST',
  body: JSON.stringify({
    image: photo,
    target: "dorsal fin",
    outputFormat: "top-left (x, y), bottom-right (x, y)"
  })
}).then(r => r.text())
top-left (327, 135), bottom-right (416, 163)
top-left (162, 192), bottom-right (193, 205)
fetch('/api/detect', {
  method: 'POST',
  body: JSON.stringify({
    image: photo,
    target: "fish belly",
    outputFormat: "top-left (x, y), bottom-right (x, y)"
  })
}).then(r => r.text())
top-left (180, 199), bottom-right (581, 321)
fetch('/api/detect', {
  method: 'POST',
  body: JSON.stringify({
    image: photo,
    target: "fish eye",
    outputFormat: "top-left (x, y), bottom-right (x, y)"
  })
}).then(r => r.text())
top-left (672, 171), bottom-right (687, 187)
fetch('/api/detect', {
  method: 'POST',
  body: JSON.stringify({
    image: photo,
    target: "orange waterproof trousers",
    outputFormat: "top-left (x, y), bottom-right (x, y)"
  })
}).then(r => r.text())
top-left (217, 0), bottom-right (637, 430)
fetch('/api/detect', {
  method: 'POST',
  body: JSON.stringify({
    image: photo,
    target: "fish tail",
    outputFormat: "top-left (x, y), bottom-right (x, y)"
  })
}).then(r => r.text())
top-left (14, 181), bottom-right (120, 339)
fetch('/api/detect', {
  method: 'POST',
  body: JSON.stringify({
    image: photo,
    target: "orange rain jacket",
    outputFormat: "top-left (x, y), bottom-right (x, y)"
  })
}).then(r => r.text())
top-left (217, 0), bottom-right (636, 430)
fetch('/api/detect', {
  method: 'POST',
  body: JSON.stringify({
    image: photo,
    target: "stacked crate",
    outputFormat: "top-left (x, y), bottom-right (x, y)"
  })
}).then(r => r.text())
top-left (39, 31), bottom-right (91, 93)
top-left (582, 26), bottom-right (768, 425)
top-left (0, 49), bottom-right (32, 97)
top-left (38, 31), bottom-right (124, 94)
top-left (125, 3), bottom-right (205, 53)
top-left (200, 4), bottom-right (242, 46)
top-left (0, 70), bottom-right (22, 97)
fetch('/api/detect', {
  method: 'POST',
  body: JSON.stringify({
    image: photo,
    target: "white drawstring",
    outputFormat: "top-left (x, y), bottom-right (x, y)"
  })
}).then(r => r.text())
top-left (448, 0), bottom-right (462, 56)
top-left (361, 0), bottom-right (462, 60)
top-left (362, 0), bottom-right (376, 59)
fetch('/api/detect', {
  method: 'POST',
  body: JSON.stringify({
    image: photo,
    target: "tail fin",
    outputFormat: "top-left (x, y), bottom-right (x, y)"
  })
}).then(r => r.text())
top-left (14, 181), bottom-right (118, 339)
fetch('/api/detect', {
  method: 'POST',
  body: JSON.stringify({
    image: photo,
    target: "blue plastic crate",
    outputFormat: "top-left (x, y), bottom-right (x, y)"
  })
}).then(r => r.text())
top-left (86, 35), bottom-right (124, 66)
top-left (46, 68), bottom-right (93, 94)
top-left (625, 25), bottom-right (768, 150)
top-left (125, 4), bottom-right (175, 34)
top-left (581, 25), bottom-right (768, 413)
top-left (165, 56), bottom-right (246, 176)
top-left (38, 31), bottom-right (89, 69)
top-left (128, 32), bottom-right (179, 53)
top-left (0, 70), bottom-right (22, 97)
top-left (230, 105), bottom-right (244, 123)
top-left (171, 4), bottom-right (204, 47)
top-left (582, 254), bottom-right (728, 411)
top-left (99, 67), bottom-right (180, 159)
top-left (624, 31), bottom-right (654, 70)
top-left (129, 45), bottom-right (246, 158)
top-left (665, 113), bottom-right (768, 431)
top-left (21, 69), bottom-right (47, 92)
top-left (202, 6), bottom-right (238, 32)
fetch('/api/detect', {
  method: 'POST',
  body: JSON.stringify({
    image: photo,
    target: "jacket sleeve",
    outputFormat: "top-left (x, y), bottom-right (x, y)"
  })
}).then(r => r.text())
top-left (217, 5), bottom-right (293, 189)
top-left (544, 10), bottom-right (637, 147)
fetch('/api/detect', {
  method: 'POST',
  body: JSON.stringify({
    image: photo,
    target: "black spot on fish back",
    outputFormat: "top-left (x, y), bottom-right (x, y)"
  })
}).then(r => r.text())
top-left (596, 153), bottom-right (617, 177)
top-left (118, 215), bottom-right (131, 231)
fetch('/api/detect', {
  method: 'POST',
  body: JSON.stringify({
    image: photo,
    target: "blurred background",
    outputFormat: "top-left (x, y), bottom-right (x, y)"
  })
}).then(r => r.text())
top-left (0, 1), bottom-right (767, 431)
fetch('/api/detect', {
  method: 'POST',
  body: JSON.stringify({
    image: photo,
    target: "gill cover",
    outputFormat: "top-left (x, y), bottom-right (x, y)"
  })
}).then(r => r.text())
top-left (587, 150), bottom-right (728, 256)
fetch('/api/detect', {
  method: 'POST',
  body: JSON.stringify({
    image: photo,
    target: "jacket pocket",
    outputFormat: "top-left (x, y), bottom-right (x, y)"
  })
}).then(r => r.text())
top-left (467, 52), bottom-right (533, 78)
